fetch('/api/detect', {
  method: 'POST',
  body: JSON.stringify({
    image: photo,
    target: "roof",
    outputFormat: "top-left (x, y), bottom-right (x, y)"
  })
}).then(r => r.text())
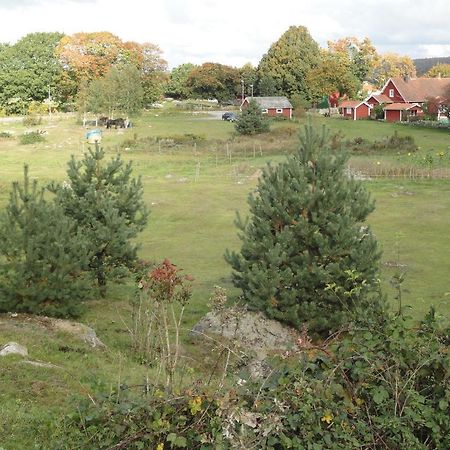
top-left (383, 102), bottom-right (422, 111)
top-left (339, 100), bottom-right (370, 109)
top-left (388, 77), bottom-right (450, 102)
top-left (246, 96), bottom-right (293, 109)
top-left (367, 94), bottom-right (393, 104)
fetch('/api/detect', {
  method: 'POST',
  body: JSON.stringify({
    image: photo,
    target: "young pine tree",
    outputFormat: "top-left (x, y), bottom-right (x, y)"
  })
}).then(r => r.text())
top-left (225, 123), bottom-right (383, 335)
top-left (0, 166), bottom-right (91, 317)
top-left (50, 146), bottom-right (148, 296)
top-left (235, 99), bottom-right (270, 135)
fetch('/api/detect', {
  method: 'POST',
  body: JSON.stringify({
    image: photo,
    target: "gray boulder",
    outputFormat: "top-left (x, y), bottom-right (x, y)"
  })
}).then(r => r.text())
top-left (0, 342), bottom-right (28, 357)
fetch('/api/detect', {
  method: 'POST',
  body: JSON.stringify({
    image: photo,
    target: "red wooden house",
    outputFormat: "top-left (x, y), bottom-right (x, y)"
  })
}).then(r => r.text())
top-left (372, 77), bottom-right (450, 121)
top-left (338, 100), bottom-right (371, 120)
top-left (241, 96), bottom-right (293, 119)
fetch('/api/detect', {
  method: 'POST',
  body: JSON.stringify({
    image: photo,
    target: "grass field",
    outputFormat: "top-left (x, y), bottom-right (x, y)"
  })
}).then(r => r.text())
top-left (1, 108), bottom-right (450, 448)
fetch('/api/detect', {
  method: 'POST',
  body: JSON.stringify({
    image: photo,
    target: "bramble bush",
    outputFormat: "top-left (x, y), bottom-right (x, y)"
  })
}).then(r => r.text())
top-left (50, 309), bottom-right (449, 449)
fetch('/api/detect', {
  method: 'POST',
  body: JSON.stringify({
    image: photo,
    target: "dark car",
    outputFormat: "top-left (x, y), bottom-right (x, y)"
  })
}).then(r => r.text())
top-left (222, 112), bottom-right (237, 122)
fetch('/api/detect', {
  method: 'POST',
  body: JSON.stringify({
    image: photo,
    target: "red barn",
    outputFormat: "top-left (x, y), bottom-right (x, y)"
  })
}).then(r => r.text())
top-left (338, 100), bottom-right (371, 120)
top-left (383, 103), bottom-right (423, 122)
top-left (241, 96), bottom-right (293, 119)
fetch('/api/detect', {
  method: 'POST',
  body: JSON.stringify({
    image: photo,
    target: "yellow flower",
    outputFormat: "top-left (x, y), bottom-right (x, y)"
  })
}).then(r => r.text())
top-left (376, 161), bottom-right (381, 165)
top-left (321, 412), bottom-right (333, 424)
top-left (156, 443), bottom-right (164, 450)
top-left (355, 397), bottom-right (365, 406)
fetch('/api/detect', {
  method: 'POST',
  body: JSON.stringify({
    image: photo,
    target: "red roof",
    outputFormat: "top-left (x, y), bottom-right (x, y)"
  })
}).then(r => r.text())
top-left (383, 102), bottom-right (422, 111)
top-left (368, 94), bottom-right (393, 104)
top-left (389, 77), bottom-right (450, 102)
top-left (339, 100), bottom-right (362, 108)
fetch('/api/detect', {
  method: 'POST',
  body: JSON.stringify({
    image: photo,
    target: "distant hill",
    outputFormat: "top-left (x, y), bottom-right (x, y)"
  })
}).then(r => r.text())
top-left (414, 57), bottom-right (450, 76)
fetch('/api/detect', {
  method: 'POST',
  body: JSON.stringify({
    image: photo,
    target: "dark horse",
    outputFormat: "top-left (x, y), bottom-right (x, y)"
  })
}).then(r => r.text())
top-left (106, 118), bottom-right (126, 129)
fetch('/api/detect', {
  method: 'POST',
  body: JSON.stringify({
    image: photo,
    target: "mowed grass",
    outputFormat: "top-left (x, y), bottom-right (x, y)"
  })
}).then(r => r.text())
top-left (0, 110), bottom-right (450, 448)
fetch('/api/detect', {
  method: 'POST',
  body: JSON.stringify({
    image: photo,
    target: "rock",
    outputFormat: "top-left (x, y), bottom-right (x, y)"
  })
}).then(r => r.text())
top-left (0, 342), bottom-right (28, 357)
top-left (192, 308), bottom-right (300, 364)
top-left (21, 360), bottom-right (62, 369)
top-left (49, 318), bottom-right (106, 349)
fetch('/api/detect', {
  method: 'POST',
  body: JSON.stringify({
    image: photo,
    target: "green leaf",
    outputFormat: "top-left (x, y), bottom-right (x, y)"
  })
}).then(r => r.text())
top-left (438, 399), bottom-right (448, 411)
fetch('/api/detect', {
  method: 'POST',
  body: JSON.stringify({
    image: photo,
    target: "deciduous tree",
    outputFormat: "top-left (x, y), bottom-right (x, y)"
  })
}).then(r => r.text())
top-left (0, 32), bottom-right (64, 110)
top-left (187, 62), bottom-right (240, 103)
top-left (306, 51), bottom-right (360, 105)
top-left (256, 26), bottom-right (320, 99)
top-left (166, 63), bottom-right (196, 99)
top-left (425, 63), bottom-right (450, 78)
top-left (370, 53), bottom-right (416, 87)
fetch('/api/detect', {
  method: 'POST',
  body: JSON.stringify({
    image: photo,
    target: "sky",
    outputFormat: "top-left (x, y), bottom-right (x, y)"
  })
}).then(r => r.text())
top-left (0, 0), bottom-right (449, 69)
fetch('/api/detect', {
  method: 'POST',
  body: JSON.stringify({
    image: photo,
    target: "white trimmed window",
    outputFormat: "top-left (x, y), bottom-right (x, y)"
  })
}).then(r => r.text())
top-left (261, 108), bottom-right (268, 114)
top-left (346, 107), bottom-right (352, 114)
top-left (389, 88), bottom-right (395, 97)
top-left (276, 108), bottom-right (283, 113)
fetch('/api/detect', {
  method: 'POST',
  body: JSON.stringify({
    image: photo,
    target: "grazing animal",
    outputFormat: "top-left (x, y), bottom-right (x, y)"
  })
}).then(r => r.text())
top-left (98, 116), bottom-right (109, 126)
top-left (106, 118), bottom-right (126, 129)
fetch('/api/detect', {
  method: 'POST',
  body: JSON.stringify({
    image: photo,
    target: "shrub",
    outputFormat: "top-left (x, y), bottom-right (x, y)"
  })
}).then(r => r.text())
top-left (225, 123), bottom-right (383, 335)
top-left (131, 259), bottom-right (192, 389)
top-left (22, 115), bottom-right (42, 127)
top-left (19, 131), bottom-right (45, 145)
top-left (347, 132), bottom-right (418, 155)
top-left (54, 311), bottom-right (449, 449)
top-left (27, 101), bottom-right (48, 116)
top-left (0, 131), bottom-right (13, 139)
top-left (235, 99), bottom-right (270, 135)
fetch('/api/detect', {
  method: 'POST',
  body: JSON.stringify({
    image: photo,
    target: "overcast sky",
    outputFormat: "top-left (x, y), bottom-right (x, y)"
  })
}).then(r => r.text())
top-left (0, 0), bottom-right (449, 68)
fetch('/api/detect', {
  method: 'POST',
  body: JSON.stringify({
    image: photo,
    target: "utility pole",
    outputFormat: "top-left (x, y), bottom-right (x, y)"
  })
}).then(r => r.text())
top-left (48, 85), bottom-right (52, 119)
top-left (250, 84), bottom-right (254, 98)
top-left (241, 79), bottom-right (245, 102)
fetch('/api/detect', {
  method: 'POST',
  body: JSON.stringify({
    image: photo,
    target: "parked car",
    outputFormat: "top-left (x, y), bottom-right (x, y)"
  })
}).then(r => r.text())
top-left (222, 112), bottom-right (237, 122)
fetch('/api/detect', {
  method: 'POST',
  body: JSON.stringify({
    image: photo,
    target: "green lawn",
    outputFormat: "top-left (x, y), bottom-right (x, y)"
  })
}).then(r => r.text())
top-left (0, 110), bottom-right (449, 448)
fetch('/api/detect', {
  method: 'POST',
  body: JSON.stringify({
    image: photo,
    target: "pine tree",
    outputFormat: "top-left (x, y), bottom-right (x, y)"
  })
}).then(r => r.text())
top-left (50, 146), bottom-right (148, 296)
top-left (225, 123), bottom-right (383, 335)
top-left (235, 99), bottom-right (270, 135)
top-left (0, 166), bottom-right (91, 317)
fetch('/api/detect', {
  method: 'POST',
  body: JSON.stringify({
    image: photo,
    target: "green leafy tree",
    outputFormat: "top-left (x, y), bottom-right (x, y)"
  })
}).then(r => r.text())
top-left (139, 42), bottom-right (168, 105)
top-left (0, 32), bottom-right (64, 110)
top-left (235, 99), bottom-right (270, 135)
top-left (187, 62), bottom-right (240, 103)
top-left (165, 63), bottom-right (196, 99)
top-left (239, 62), bottom-right (258, 95)
top-left (370, 53), bottom-right (416, 87)
top-left (83, 64), bottom-right (144, 117)
top-left (257, 26), bottom-right (320, 99)
top-left (426, 63), bottom-right (450, 78)
top-left (0, 166), bottom-right (91, 317)
top-left (306, 51), bottom-right (360, 106)
top-left (50, 146), bottom-right (148, 296)
top-left (328, 36), bottom-right (380, 83)
top-left (225, 123), bottom-right (382, 335)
